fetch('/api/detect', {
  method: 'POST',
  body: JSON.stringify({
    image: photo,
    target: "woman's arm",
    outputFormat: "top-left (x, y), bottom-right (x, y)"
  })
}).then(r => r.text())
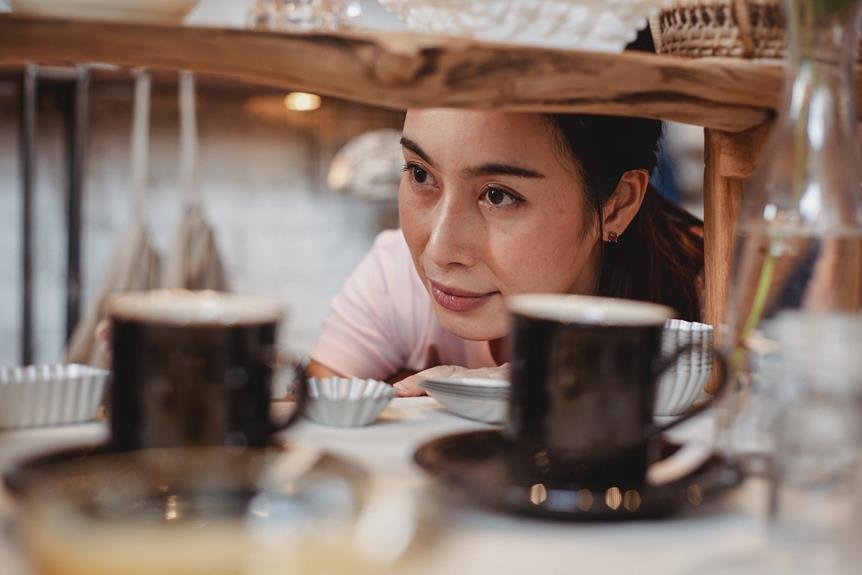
top-left (307, 359), bottom-right (416, 387)
top-left (393, 363), bottom-right (510, 397)
top-left (305, 359), bottom-right (344, 379)
top-left (309, 231), bottom-right (414, 381)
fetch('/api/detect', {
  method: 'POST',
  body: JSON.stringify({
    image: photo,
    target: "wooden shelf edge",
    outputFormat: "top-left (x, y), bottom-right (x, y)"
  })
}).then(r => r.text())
top-left (0, 14), bottom-right (788, 131)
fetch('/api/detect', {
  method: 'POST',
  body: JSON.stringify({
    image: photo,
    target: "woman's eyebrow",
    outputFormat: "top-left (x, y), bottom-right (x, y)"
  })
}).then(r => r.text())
top-left (463, 163), bottom-right (546, 179)
top-left (400, 136), bottom-right (434, 166)
top-left (400, 136), bottom-right (545, 179)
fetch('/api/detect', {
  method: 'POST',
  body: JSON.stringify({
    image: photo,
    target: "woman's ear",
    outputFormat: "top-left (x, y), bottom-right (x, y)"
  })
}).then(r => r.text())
top-left (602, 169), bottom-right (650, 241)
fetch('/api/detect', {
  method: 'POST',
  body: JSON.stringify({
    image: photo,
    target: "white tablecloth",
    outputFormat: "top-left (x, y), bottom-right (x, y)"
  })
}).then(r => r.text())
top-left (0, 398), bottom-right (769, 575)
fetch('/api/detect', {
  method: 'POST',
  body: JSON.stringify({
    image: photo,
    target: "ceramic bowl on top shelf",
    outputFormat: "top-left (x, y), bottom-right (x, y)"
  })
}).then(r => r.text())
top-left (10, 0), bottom-right (201, 23)
top-left (377, 0), bottom-right (663, 52)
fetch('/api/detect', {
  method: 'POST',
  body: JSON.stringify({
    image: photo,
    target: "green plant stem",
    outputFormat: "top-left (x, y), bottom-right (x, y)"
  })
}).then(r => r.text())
top-left (731, 247), bottom-right (777, 377)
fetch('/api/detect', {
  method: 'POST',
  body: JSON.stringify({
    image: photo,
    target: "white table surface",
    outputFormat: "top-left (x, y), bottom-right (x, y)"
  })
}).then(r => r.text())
top-left (0, 398), bottom-right (770, 575)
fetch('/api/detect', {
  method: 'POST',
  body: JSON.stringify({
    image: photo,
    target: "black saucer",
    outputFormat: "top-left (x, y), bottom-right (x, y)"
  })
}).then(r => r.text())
top-left (414, 430), bottom-right (743, 521)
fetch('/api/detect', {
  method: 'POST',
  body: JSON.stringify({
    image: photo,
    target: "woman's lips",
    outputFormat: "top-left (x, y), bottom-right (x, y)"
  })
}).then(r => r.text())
top-left (429, 281), bottom-right (497, 312)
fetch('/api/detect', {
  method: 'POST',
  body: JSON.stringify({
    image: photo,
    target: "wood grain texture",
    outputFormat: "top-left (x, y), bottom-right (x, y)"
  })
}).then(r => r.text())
top-left (703, 123), bottom-right (771, 392)
top-left (0, 14), bottom-right (785, 132)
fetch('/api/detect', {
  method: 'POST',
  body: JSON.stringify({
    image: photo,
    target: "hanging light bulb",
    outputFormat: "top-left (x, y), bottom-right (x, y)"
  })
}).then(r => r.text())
top-left (283, 92), bottom-right (321, 112)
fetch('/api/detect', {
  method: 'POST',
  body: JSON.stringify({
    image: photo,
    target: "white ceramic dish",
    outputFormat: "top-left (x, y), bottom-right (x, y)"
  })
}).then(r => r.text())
top-left (0, 364), bottom-right (108, 429)
top-left (10, 0), bottom-right (200, 23)
top-left (421, 377), bottom-right (509, 399)
top-left (422, 387), bottom-right (507, 425)
top-left (378, 0), bottom-right (661, 52)
top-left (306, 377), bottom-right (393, 427)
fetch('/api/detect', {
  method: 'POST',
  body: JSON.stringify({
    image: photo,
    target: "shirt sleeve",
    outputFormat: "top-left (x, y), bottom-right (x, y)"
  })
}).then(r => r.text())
top-left (310, 231), bottom-right (413, 380)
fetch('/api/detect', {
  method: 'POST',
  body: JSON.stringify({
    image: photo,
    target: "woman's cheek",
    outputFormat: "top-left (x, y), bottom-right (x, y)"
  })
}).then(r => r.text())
top-left (399, 192), bottom-right (432, 252)
top-left (491, 230), bottom-right (577, 295)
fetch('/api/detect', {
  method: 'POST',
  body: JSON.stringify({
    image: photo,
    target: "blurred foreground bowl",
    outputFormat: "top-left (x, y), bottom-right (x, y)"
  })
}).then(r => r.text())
top-left (8, 445), bottom-right (423, 575)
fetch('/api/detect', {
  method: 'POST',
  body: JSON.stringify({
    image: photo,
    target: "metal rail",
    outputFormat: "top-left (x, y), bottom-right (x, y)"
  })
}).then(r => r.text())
top-left (16, 64), bottom-right (90, 363)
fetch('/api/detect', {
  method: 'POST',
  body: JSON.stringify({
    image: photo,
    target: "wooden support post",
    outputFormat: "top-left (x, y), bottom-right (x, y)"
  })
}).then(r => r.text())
top-left (703, 122), bottom-right (771, 391)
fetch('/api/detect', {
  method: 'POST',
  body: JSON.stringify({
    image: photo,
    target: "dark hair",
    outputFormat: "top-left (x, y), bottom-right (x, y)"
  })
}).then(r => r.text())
top-left (548, 114), bottom-right (704, 321)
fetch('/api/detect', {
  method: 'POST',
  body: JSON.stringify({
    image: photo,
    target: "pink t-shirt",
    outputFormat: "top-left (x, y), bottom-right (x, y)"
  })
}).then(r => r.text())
top-left (311, 230), bottom-right (498, 380)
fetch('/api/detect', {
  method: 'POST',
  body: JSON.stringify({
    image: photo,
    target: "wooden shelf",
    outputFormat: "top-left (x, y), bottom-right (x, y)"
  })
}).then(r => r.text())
top-left (0, 13), bottom-right (815, 336)
top-left (0, 14), bottom-right (788, 132)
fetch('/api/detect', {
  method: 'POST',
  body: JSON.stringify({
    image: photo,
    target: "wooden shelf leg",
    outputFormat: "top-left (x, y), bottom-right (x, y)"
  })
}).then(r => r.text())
top-left (703, 123), bottom-right (771, 391)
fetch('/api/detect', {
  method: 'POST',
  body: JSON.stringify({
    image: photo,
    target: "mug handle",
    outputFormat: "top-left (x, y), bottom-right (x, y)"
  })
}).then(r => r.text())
top-left (644, 342), bottom-right (729, 438)
top-left (269, 358), bottom-right (309, 434)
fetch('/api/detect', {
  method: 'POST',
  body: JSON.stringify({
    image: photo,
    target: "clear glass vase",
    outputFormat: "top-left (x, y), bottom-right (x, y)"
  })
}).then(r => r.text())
top-left (719, 0), bottom-right (862, 464)
top-left (706, 1), bottom-right (862, 572)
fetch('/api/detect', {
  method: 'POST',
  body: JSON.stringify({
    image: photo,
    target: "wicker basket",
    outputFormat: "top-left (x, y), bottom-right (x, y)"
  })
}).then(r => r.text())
top-left (650, 0), bottom-right (787, 59)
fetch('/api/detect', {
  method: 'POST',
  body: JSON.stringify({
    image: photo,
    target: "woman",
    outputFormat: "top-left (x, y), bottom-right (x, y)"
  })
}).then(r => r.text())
top-left (308, 110), bottom-right (704, 396)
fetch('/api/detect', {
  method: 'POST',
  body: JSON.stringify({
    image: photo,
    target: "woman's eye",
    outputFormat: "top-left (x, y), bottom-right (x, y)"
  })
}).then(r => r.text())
top-left (403, 163), bottom-right (433, 186)
top-left (411, 165), bottom-right (428, 183)
top-left (482, 186), bottom-right (522, 207)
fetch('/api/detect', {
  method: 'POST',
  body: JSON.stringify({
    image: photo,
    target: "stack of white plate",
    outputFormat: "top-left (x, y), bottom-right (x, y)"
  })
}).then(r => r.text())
top-left (419, 378), bottom-right (509, 424)
top-left (656, 319), bottom-right (714, 416)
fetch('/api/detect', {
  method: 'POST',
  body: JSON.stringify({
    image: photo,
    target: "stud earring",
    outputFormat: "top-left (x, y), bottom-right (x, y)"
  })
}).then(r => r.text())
top-left (607, 231), bottom-right (619, 243)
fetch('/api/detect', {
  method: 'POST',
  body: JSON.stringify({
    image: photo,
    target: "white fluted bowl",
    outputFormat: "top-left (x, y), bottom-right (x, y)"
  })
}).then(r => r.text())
top-left (378, 0), bottom-right (661, 52)
top-left (306, 377), bottom-right (394, 427)
top-left (0, 364), bottom-right (108, 429)
top-left (655, 320), bottom-right (714, 416)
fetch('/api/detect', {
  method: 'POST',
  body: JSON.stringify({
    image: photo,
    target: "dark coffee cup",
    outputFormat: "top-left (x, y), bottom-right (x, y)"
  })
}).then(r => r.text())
top-left (107, 290), bottom-right (307, 450)
top-left (505, 294), bottom-right (727, 489)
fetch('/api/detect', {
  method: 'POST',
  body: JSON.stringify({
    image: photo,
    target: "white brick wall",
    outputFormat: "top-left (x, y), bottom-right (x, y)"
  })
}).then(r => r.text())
top-left (0, 83), bottom-right (399, 366)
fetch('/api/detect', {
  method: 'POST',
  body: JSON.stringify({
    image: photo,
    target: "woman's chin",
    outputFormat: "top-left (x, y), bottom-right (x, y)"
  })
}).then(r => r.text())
top-left (433, 303), bottom-right (508, 342)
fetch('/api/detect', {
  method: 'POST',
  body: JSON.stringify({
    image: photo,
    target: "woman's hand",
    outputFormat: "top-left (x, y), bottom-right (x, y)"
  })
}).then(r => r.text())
top-left (393, 363), bottom-right (510, 397)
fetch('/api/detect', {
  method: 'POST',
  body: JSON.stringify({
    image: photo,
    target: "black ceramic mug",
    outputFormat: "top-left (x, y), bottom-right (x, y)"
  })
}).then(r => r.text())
top-left (107, 290), bottom-right (307, 450)
top-left (505, 294), bottom-right (727, 489)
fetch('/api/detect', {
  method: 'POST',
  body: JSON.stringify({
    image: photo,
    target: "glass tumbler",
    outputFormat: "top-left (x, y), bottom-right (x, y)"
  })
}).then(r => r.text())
top-left (763, 314), bottom-right (862, 574)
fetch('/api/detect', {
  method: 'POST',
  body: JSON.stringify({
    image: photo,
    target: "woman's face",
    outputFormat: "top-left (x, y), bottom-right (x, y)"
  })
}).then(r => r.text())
top-left (399, 109), bottom-right (602, 341)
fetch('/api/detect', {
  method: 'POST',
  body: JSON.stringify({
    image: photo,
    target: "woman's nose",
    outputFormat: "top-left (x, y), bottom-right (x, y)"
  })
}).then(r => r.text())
top-left (425, 195), bottom-right (480, 269)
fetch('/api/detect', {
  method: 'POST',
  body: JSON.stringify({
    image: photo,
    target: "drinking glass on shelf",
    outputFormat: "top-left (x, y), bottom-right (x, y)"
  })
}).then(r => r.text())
top-left (247, 0), bottom-right (362, 31)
